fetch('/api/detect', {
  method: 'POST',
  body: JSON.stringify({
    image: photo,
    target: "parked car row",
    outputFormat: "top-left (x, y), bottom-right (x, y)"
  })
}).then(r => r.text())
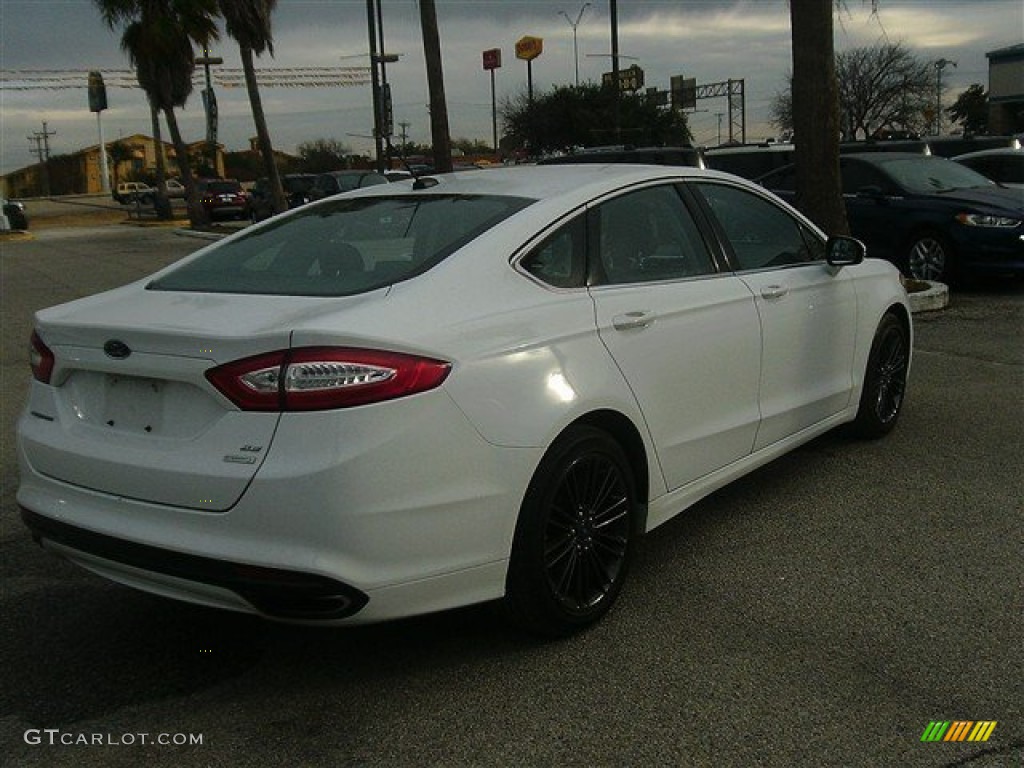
top-left (249, 171), bottom-right (388, 222)
top-left (539, 140), bottom-right (1022, 283)
top-left (756, 152), bottom-right (1024, 283)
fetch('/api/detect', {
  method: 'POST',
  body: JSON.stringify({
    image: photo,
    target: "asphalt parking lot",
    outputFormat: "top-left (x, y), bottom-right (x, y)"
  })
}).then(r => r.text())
top-left (1, 224), bottom-right (1021, 767)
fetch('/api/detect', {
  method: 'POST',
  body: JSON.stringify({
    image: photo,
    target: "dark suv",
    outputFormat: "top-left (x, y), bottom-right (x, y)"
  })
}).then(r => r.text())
top-left (249, 174), bottom-right (317, 222)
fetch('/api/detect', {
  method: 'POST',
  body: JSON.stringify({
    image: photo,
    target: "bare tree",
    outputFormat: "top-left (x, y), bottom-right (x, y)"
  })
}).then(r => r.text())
top-left (837, 42), bottom-right (932, 139)
top-left (772, 42), bottom-right (932, 140)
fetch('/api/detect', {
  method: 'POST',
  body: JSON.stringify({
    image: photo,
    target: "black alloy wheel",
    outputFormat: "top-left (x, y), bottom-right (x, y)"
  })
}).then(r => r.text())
top-left (907, 231), bottom-right (954, 283)
top-left (851, 313), bottom-right (909, 438)
top-left (504, 426), bottom-right (638, 635)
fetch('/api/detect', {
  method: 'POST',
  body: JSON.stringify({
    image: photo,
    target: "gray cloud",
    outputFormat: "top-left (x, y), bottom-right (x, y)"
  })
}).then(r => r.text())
top-left (2, 0), bottom-right (1018, 175)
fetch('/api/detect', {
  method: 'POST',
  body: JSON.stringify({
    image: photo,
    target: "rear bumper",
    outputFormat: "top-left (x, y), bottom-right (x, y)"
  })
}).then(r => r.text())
top-left (22, 508), bottom-right (368, 620)
top-left (16, 390), bottom-right (539, 624)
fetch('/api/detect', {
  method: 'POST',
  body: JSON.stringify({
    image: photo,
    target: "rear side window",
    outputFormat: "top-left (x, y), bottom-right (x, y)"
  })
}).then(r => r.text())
top-left (149, 195), bottom-right (533, 296)
top-left (520, 215), bottom-right (587, 289)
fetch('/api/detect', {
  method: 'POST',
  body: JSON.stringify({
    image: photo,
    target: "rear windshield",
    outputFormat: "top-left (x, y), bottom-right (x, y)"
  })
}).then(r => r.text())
top-left (202, 181), bottom-right (242, 194)
top-left (148, 194), bottom-right (533, 296)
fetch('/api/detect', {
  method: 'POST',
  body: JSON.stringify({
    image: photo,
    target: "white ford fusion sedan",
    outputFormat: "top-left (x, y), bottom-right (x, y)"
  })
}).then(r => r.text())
top-left (17, 165), bottom-right (911, 635)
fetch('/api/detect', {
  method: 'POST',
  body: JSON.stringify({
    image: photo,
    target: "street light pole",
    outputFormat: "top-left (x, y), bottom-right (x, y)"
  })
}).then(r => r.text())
top-left (559, 3), bottom-right (590, 87)
top-left (366, 0), bottom-right (385, 172)
top-left (934, 58), bottom-right (957, 136)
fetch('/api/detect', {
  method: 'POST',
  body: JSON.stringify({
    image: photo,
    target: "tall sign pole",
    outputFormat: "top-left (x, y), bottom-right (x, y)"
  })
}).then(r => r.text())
top-left (515, 36), bottom-right (543, 107)
top-left (88, 71), bottom-right (109, 193)
top-left (482, 48), bottom-right (502, 152)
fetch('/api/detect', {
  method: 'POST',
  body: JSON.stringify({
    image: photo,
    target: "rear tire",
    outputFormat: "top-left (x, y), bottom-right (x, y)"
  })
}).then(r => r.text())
top-left (504, 426), bottom-right (639, 636)
top-left (850, 313), bottom-right (909, 438)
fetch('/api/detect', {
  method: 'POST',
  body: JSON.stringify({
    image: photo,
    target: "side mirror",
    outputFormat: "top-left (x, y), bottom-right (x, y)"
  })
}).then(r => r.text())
top-left (826, 235), bottom-right (865, 267)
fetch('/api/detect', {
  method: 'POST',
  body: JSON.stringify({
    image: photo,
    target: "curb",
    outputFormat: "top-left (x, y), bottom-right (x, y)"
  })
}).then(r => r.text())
top-left (907, 281), bottom-right (949, 313)
top-left (174, 228), bottom-right (226, 242)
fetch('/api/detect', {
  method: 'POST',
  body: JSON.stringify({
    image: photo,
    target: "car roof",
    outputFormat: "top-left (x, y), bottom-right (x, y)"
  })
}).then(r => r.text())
top-left (349, 164), bottom-right (737, 204)
top-left (841, 152), bottom-right (947, 165)
top-left (952, 147), bottom-right (1024, 160)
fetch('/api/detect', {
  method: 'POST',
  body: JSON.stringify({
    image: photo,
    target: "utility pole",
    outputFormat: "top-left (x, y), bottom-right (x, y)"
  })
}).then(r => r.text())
top-left (933, 58), bottom-right (957, 136)
top-left (366, 0), bottom-right (385, 172)
top-left (398, 121), bottom-right (410, 160)
top-left (28, 121), bottom-right (56, 196)
top-left (196, 47), bottom-right (223, 175)
top-left (610, 0), bottom-right (620, 142)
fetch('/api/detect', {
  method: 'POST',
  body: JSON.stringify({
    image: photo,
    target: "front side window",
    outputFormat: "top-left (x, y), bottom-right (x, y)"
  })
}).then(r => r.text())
top-left (694, 182), bottom-right (823, 270)
top-left (840, 160), bottom-right (892, 195)
top-left (593, 185), bottom-right (716, 285)
top-left (149, 195), bottom-right (532, 296)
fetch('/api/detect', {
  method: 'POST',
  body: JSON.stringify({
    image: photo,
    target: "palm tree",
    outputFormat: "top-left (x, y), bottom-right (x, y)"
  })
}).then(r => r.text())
top-left (96, 0), bottom-right (218, 226)
top-left (218, 0), bottom-right (287, 215)
top-left (107, 139), bottom-right (133, 189)
top-left (789, 0), bottom-right (848, 235)
top-left (419, 0), bottom-right (452, 173)
top-left (787, 1), bottom-right (885, 236)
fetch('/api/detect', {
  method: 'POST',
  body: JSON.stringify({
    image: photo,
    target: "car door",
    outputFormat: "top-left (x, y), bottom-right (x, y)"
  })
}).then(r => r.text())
top-left (587, 183), bottom-right (762, 491)
top-left (838, 156), bottom-right (906, 263)
top-left (691, 180), bottom-right (858, 450)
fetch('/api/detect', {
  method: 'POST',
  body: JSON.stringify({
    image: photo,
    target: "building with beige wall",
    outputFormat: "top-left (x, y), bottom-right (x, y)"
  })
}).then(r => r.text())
top-left (1, 134), bottom-right (225, 197)
top-left (986, 44), bottom-right (1024, 135)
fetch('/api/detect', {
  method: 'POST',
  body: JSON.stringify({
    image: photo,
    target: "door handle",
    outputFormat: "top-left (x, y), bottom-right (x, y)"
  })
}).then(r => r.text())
top-left (760, 285), bottom-right (788, 300)
top-left (612, 311), bottom-right (656, 331)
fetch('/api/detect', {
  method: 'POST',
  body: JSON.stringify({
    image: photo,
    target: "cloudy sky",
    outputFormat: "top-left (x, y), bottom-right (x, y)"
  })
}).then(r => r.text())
top-left (1, 0), bottom-right (1020, 175)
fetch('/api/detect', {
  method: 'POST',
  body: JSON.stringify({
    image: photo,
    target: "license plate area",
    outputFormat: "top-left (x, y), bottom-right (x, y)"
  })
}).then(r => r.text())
top-left (63, 370), bottom-right (224, 439)
top-left (102, 375), bottom-right (164, 434)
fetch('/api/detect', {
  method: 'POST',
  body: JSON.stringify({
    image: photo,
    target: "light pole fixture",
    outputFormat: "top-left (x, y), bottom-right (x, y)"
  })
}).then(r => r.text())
top-left (933, 58), bottom-right (957, 136)
top-left (559, 3), bottom-right (590, 87)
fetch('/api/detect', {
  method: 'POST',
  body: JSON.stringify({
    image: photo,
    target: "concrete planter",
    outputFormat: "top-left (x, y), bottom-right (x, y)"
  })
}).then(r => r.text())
top-left (904, 279), bottom-right (949, 313)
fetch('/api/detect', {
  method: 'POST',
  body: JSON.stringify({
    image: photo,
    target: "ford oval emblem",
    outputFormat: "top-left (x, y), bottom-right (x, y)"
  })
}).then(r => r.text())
top-left (103, 339), bottom-right (131, 359)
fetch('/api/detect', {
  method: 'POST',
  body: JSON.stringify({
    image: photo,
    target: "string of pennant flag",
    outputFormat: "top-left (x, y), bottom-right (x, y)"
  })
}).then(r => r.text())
top-left (0, 67), bottom-right (371, 90)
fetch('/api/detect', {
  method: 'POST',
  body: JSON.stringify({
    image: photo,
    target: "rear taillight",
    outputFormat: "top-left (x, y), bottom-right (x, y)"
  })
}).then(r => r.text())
top-left (206, 347), bottom-right (451, 411)
top-left (29, 331), bottom-right (54, 383)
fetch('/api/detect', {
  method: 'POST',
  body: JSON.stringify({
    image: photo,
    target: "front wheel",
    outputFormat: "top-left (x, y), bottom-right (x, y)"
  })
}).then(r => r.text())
top-left (850, 314), bottom-right (909, 438)
top-left (504, 426), bottom-right (639, 636)
top-left (906, 231), bottom-right (954, 282)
